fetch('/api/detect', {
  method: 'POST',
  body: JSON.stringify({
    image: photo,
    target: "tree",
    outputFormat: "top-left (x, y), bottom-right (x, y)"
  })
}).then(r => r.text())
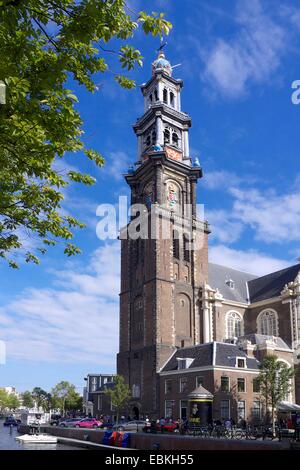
top-left (22, 390), bottom-right (34, 409)
top-left (6, 393), bottom-right (21, 411)
top-left (32, 386), bottom-right (51, 411)
top-left (0, 388), bottom-right (9, 411)
top-left (105, 375), bottom-right (131, 422)
top-left (65, 389), bottom-right (83, 413)
top-left (0, 1), bottom-right (171, 267)
top-left (51, 381), bottom-right (79, 416)
top-left (257, 355), bottom-right (295, 435)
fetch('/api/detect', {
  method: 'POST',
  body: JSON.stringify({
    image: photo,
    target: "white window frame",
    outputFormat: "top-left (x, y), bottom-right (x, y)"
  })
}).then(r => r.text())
top-left (237, 377), bottom-right (246, 393)
top-left (236, 357), bottom-right (247, 369)
top-left (237, 400), bottom-right (246, 420)
top-left (165, 400), bottom-right (174, 419)
top-left (180, 377), bottom-right (188, 393)
top-left (253, 377), bottom-right (260, 393)
top-left (252, 401), bottom-right (261, 419)
top-left (180, 400), bottom-right (188, 420)
top-left (226, 310), bottom-right (243, 339)
top-left (165, 379), bottom-right (172, 394)
top-left (220, 400), bottom-right (230, 420)
top-left (220, 375), bottom-right (230, 393)
top-left (256, 308), bottom-right (279, 336)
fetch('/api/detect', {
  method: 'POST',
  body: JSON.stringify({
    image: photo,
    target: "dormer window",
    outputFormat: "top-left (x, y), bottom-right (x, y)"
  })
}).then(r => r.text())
top-left (226, 279), bottom-right (235, 289)
top-left (177, 357), bottom-right (194, 370)
top-left (236, 357), bottom-right (246, 368)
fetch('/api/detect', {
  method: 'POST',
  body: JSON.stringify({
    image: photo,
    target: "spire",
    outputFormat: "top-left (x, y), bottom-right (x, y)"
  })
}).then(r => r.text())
top-left (152, 42), bottom-right (172, 76)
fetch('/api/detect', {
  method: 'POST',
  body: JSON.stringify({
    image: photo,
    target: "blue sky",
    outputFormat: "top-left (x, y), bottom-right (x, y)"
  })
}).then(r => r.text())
top-left (1, 0), bottom-right (300, 393)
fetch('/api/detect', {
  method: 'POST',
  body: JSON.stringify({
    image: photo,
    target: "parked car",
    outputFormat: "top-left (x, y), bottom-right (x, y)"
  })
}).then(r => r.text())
top-left (59, 418), bottom-right (83, 427)
top-left (50, 414), bottom-right (61, 426)
top-left (143, 419), bottom-right (178, 433)
top-left (162, 420), bottom-right (179, 433)
top-left (3, 417), bottom-right (19, 426)
top-left (75, 418), bottom-right (102, 429)
top-left (113, 420), bottom-right (147, 432)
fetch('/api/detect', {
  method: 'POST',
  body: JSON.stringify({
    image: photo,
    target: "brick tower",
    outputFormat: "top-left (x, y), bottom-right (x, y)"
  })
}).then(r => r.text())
top-left (117, 50), bottom-right (210, 418)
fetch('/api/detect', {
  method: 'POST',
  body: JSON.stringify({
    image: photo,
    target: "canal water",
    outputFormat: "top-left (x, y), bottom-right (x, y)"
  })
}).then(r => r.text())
top-left (0, 420), bottom-right (84, 450)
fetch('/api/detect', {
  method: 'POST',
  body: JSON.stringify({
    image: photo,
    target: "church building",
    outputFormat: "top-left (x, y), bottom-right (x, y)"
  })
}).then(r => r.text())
top-left (116, 50), bottom-right (300, 422)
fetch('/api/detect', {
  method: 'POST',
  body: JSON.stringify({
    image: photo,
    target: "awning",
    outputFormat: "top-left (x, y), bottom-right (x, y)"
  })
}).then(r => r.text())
top-left (277, 401), bottom-right (300, 412)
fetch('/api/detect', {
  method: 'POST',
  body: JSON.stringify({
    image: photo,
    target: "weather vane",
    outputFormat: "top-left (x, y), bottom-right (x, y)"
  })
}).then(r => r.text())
top-left (156, 36), bottom-right (167, 53)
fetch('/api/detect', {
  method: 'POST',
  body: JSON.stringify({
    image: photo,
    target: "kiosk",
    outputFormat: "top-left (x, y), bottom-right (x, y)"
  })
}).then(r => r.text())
top-left (188, 385), bottom-right (213, 426)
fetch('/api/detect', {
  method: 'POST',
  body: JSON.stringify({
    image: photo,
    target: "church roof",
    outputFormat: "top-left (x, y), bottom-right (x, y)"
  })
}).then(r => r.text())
top-left (208, 262), bottom-right (300, 304)
top-left (238, 334), bottom-right (291, 351)
top-left (247, 263), bottom-right (300, 303)
top-left (160, 342), bottom-right (259, 372)
top-left (208, 262), bottom-right (256, 303)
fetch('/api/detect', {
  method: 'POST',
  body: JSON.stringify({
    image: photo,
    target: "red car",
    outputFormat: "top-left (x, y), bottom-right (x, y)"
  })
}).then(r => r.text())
top-left (143, 419), bottom-right (178, 433)
top-left (75, 418), bottom-right (102, 429)
top-left (161, 420), bottom-right (178, 433)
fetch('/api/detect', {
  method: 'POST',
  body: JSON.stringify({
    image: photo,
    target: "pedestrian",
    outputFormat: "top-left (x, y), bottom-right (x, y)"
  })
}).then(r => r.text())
top-left (224, 418), bottom-right (231, 429)
top-left (159, 417), bottom-right (165, 433)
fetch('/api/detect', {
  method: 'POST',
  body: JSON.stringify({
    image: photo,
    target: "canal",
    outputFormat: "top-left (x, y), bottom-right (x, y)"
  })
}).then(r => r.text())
top-left (0, 420), bottom-right (84, 450)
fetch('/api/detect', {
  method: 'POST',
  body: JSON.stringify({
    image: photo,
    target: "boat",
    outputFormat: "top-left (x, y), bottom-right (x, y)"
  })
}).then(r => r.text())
top-left (15, 434), bottom-right (57, 444)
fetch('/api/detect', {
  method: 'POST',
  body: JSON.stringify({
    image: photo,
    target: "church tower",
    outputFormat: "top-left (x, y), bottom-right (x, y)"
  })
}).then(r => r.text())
top-left (117, 51), bottom-right (210, 418)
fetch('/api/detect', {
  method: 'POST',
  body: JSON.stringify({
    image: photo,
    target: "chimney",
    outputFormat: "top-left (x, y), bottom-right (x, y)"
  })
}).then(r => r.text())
top-left (239, 340), bottom-right (256, 358)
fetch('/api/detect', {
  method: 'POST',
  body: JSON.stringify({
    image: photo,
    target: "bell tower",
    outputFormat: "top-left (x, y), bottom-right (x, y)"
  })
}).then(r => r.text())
top-left (117, 51), bottom-right (210, 418)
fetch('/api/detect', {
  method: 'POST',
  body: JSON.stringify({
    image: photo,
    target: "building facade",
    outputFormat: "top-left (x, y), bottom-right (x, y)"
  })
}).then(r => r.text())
top-left (117, 50), bottom-right (300, 420)
top-left (83, 373), bottom-right (116, 417)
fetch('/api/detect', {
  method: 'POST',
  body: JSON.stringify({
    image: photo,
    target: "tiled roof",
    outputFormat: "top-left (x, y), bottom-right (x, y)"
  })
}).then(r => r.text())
top-left (248, 263), bottom-right (300, 303)
top-left (208, 263), bottom-right (256, 303)
top-left (208, 262), bottom-right (300, 304)
top-left (160, 342), bottom-right (259, 372)
top-left (238, 334), bottom-right (291, 351)
top-left (161, 343), bottom-right (213, 372)
top-left (215, 342), bottom-right (259, 369)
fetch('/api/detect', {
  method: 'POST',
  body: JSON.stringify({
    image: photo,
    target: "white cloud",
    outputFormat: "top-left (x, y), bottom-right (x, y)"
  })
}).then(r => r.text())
top-left (203, 172), bottom-right (300, 246)
top-left (206, 209), bottom-right (244, 244)
top-left (209, 244), bottom-right (290, 276)
top-left (0, 242), bottom-right (120, 366)
top-left (101, 151), bottom-right (131, 181)
top-left (231, 187), bottom-right (300, 243)
top-left (203, 0), bottom-right (286, 97)
top-left (202, 170), bottom-right (242, 190)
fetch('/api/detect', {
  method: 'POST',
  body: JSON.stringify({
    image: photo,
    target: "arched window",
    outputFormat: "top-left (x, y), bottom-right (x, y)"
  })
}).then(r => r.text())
top-left (163, 88), bottom-right (168, 104)
top-left (151, 130), bottom-right (156, 145)
top-left (226, 311), bottom-right (243, 339)
top-left (164, 129), bottom-right (170, 145)
top-left (257, 309), bottom-right (278, 336)
top-left (170, 91), bottom-right (175, 107)
top-left (154, 89), bottom-right (158, 101)
top-left (173, 230), bottom-right (180, 259)
top-left (149, 93), bottom-right (153, 102)
top-left (183, 234), bottom-right (190, 262)
top-left (146, 134), bottom-right (151, 147)
top-left (172, 132), bottom-right (179, 147)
